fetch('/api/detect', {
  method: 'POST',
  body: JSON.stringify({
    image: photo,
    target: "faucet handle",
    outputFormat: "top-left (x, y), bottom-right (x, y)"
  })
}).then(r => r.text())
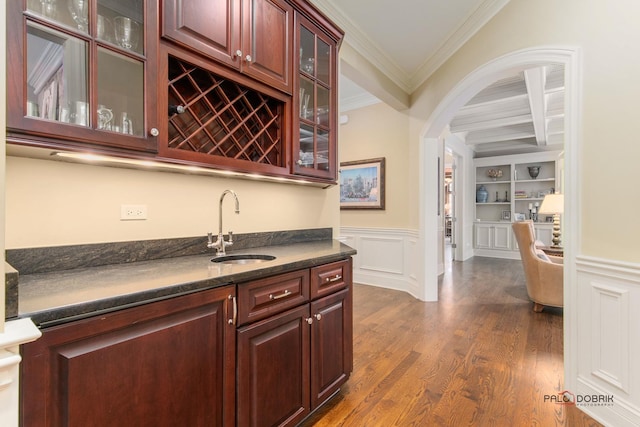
top-left (227, 230), bottom-right (234, 244)
top-left (207, 232), bottom-right (213, 247)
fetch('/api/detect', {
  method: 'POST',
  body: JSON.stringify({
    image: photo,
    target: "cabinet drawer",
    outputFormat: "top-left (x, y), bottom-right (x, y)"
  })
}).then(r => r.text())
top-left (238, 270), bottom-right (310, 325)
top-left (310, 258), bottom-right (352, 299)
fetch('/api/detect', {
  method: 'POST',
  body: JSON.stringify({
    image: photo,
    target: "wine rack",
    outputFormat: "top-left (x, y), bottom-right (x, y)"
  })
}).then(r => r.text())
top-left (167, 56), bottom-right (284, 167)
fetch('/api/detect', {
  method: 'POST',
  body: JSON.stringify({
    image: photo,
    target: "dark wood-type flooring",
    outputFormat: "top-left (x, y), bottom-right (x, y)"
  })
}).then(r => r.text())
top-left (301, 256), bottom-right (603, 426)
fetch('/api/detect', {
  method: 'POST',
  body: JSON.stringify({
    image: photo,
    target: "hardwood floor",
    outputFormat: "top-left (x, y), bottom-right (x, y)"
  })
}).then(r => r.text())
top-left (301, 256), bottom-right (603, 427)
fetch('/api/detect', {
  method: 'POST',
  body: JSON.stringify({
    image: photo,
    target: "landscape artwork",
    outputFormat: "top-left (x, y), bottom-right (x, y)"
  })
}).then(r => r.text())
top-left (339, 158), bottom-right (385, 210)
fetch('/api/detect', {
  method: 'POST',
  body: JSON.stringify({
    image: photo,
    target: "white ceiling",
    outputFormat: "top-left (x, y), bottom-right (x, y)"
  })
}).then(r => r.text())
top-left (312, 0), bottom-right (565, 156)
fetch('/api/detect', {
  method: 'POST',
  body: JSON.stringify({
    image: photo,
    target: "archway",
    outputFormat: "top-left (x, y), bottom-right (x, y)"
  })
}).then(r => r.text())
top-left (417, 44), bottom-right (581, 391)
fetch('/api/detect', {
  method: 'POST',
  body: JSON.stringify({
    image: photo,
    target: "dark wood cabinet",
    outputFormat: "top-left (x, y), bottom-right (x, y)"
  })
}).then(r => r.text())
top-left (7, 0), bottom-right (343, 185)
top-left (7, 0), bottom-right (159, 152)
top-left (19, 258), bottom-right (352, 426)
top-left (163, 0), bottom-right (292, 93)
top-left (310, 287), bottom-right (352, 409)
top-left (236, 258), bottom-right (353, 426)
top-left (20, 285), bottom-right (237, 427)
top-left (237, 304), bottom-right (311, 427)
top-left (292, 11), bottom-right (340, 181)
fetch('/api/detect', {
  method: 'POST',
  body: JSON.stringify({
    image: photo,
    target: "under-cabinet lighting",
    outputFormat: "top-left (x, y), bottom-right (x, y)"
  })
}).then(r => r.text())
top-left (51, 152), bottom-right (324, 187)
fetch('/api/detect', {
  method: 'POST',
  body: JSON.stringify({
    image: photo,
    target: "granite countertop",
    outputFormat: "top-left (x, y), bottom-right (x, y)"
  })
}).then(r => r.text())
top-left (16, 236), bottom-right (355, 327)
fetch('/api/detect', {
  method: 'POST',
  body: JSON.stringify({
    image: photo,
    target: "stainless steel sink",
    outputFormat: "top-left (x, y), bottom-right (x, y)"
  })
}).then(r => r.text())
top-left (210, 254), bottom-right (276, 264)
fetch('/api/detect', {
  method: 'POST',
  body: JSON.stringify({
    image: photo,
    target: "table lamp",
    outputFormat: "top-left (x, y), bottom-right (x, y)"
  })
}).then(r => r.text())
top-left (539, 193), bottom-right (564, 248)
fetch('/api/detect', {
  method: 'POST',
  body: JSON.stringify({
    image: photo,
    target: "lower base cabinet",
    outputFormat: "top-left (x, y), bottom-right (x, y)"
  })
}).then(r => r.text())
top-left (20, 285), bottom-right (237, 427)
top-left (20, 258), bottom-right (353, 427)
top-left (237, 259), bottom-right (353, 427)
top-left (474, 222), bottom-right (554, 259)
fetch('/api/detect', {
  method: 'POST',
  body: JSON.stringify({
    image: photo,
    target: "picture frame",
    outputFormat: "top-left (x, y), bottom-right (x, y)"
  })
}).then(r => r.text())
top-left (339, 157), bottom-right (385, 210)
top-left (502, 210), bottom-right (511, 221)
top-left (514, 213), bottom-right (526, 221)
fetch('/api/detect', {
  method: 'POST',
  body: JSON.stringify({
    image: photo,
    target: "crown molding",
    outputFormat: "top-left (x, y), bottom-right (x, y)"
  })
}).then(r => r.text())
top-left (311, 0), bottom-right (512, 94)
top-left (309, 0), bottom-right (412, 93)
top-left (409, 0), bottom-right (512, 91)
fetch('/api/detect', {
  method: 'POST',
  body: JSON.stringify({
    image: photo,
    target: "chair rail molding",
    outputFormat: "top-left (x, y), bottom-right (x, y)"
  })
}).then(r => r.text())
top-left (340, 227), bottom-right (420, 299)
top-left (0, 318), bottom-right (41, 426)
top-left (575, 255), bottom-right (640, 427)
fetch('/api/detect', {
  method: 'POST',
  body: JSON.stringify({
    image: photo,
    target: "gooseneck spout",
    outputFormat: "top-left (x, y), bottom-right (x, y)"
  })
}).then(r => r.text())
top-left (208, 190), bottom-right (240, 256)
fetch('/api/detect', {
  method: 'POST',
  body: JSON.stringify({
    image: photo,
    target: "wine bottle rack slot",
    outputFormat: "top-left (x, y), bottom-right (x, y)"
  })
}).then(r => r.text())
top-left (167, 56), bottom-right (284, 166)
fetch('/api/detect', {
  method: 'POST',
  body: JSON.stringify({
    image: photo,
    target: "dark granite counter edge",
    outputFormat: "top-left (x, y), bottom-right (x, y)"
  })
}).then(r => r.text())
top-left (6, 228), bottom-right (333, 321)
top-left (21, 243), bottom-right (356, 328)
top-left (5, 263), bottom-right (18, 319)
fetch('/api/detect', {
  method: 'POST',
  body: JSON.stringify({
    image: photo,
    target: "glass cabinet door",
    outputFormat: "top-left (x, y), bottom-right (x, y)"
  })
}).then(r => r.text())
top-left (294, 16), bottom-right (337, 180)
top-left (10, 0), bottom-right (156, 152)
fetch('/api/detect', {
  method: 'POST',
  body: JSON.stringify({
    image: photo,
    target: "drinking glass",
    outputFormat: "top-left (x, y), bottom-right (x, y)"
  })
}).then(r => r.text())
top-left (67, 0), bottom-right (88, 31)
top-left (97, 15), bottom-right (112, 42)
top-left (40, 0), bottom-right (57, 19)
top-left (114, 17), bottom-right (139, 51)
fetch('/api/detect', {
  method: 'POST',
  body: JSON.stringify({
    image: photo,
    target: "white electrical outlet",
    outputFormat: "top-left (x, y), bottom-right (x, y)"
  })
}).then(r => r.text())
top-left (121, 204), bottom-right (148, 220)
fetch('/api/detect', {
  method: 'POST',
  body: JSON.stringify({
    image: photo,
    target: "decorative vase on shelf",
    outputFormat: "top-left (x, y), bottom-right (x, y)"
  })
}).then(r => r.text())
top-left (527, 166), bottom-right (541, 179)
top-left (476, 185), bottom-right (488, 203)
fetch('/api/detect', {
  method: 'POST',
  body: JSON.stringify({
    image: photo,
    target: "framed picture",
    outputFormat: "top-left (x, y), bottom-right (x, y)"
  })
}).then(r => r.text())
top-left (502, 210), bottom-right (511, 221)
top-left (514, 213), bottom-right (526, 221)
top-left (339, 157), bottom-right (385, 210)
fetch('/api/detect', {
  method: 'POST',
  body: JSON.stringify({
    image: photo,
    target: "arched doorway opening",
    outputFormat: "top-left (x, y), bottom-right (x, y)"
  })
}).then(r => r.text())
top-left (417, 44), bottom-right (581, 391)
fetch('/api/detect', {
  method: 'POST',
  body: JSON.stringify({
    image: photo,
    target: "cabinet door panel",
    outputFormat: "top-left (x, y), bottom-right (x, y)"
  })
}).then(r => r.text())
top-left (475, 224), bottom-right (492, 249)
top-left (310, 287), bottom-right (352, 409)
top-left (242, 0), bottom-right (292, 92)
top-left (237, 305), bottom-right (310, 427)
top-left (21, 286), bottom-right (236, 427)
top-left (493, 224), bottom-right (511, 250)
top-left (163, 0), bottom-right (240, 68)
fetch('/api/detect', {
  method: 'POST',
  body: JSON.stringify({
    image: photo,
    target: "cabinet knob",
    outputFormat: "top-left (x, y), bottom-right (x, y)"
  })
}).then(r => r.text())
top-left (149, 128), bottom-right (159, 137)
top-left (306, 317), bottom-right (313, 325)
top-left (234, 50), bottom-right (243, 58)
top-left (314, 313), bottom-right (322, 321)
top-left (245, 54), bottom-right (252, 63)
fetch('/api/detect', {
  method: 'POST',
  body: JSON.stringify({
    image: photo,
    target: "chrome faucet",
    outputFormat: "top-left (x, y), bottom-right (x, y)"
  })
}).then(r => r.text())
top-left (207, 190), bottom-right (240, 256)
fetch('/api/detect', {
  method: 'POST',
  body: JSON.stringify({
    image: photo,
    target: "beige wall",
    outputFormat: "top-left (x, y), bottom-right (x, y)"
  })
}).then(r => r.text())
top-left (399, 0), bottom-right (640, 263)
top-left (6, 156), bottom-right (340, 248)
top-left (338, 102), bottom-right (411, 229)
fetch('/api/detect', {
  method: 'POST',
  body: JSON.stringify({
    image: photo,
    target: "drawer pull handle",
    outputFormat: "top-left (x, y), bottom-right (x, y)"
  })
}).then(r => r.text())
top-left (325, 275), bottom-right (342, 283)
top-left (270, 289), bottom-right (291, 300)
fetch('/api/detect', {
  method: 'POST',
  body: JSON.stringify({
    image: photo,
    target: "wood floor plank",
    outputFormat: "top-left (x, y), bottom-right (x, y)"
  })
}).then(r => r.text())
top-left (301, 256), bottom-right (603, 427)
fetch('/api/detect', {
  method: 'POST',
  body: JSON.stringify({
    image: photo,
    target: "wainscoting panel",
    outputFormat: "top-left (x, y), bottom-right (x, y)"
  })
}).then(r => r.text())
top-left (340, 227), bottom-right (420, 299)
top-left (576, 256), bottom-right (640, 427)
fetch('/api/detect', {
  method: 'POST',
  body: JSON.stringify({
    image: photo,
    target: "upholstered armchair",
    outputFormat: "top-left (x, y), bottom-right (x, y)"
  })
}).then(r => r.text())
top-left (512, 221), bottom-right (563, 312)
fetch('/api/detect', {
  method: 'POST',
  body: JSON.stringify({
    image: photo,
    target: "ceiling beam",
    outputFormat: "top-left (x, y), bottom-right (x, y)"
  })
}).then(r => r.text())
top-left (340, 43), bottom-right (410, 111)
top-left (524, 67), bottom-right (548, 146)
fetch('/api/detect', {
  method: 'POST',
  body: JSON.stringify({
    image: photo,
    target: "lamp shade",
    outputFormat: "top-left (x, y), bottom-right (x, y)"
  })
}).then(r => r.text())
top-left (539, 193), bottom-right (564, 214)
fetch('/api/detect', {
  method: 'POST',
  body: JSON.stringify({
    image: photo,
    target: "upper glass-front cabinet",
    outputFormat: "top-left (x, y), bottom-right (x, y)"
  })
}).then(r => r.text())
top-left (293, 13), bottom-right (338, 181)
top-left (7, 0), bottom-right (157, 152)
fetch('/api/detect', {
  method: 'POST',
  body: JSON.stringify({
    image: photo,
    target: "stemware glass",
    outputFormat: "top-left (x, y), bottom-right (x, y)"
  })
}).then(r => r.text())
top-left (40, 0), bottom-right (57, 18)
top-left (67, 0), bottom-right (88, 31)
top-left (114, 16), bottom-right (139, 51)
